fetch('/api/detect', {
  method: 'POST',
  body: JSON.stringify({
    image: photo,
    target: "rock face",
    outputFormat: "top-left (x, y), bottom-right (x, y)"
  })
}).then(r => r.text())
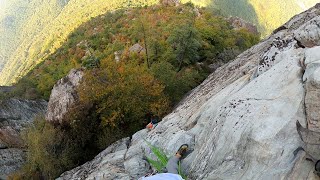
top-left (46, 69), bottom-right (83, 123)
top-left (0, 98), bottom-right (47, 178)
top-left (59, 4), bottom-right (320, 180)
top-left (228, 16), bottom-right (259, 35)
top-left (129, 43), bottom-right (146, 54)
top-left (0, 86), bottom-right (13, 94)
top-left (0, 149), bottom-right (25, 179)
top-left (304, 47), bottom-right (320, 131)
top-left (57, 138), bottom-right (148, 180)
top-left (160, 0), bottom-right (180, 6)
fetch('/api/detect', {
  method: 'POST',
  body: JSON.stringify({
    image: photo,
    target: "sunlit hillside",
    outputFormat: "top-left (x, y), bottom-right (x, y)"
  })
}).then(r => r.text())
top-left (211, 0), bottom-right (318, 36)
top-left (0, 0), bottom-right (159, 85)
top-left (0, 0), bottom-right (318, 85)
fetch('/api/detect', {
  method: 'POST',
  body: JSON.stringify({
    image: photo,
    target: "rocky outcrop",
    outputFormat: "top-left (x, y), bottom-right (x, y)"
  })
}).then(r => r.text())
top-left (57, 138), bottom-right (148, 180)
top-left (59, 4), bottom-right (320, 180)
top-left (0, 99), bottom-right (47, 131)
top-left (0, 86), bottom-right (13, 94)
top-left (46, 69), bottom-right (83, 123)
top-left (0, 149), bottom-right (26, 179)
top-left (129, 43), bottom-right (146, 54)
top-left (303, 47), bottom-right (320, 131)
top-left (228, 16), bottom-right (259, 35)
top-left (0, 98), bottom-right (47, 178)
top-left (160, 0), bottom-right (180, 6)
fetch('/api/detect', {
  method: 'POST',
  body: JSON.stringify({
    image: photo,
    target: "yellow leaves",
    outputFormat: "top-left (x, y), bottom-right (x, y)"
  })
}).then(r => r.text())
top-left (101, 111), bottom-right (123, 127)
top-left (77, 58), bottom-right (169, 128)
top-left (150, 97), bottom-right (170, 117)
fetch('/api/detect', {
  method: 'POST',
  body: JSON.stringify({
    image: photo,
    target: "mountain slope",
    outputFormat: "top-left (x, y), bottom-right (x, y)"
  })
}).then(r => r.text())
top-left (57, 3), bottom-right (320, 179)
top-left (11, 3), bottom-right (258, 101)
top-left (0, 0), bottom-right (68, 74)
top-left (211, 0), bottom-right (318, 36)
top-left (0, 0), bottom-right (318, 85)
top-left (0, 0), bottom-right (159, 85)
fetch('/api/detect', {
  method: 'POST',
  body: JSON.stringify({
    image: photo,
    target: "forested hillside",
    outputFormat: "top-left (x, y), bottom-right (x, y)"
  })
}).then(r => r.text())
top-left (0, 0), bottom-right (69, 75)
top-left (0, 0), bottom-right (318, 86)
top-left (9, 3), bottom-right (259, 179)
top-left (0, 0), bottom-right (159, 85)
top-left (211, 0), bottom-right (318, 36)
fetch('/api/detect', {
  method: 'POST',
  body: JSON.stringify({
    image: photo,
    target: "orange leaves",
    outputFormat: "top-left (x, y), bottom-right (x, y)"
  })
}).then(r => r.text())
top-left (77, 58), bottom-right (169, 127)
top-left (101, 111), bottom-right (122, 127)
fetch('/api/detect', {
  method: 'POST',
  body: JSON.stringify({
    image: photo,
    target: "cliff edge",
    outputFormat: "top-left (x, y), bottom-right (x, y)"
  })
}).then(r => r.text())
top-left (58, 4), bottom-right (320, 180)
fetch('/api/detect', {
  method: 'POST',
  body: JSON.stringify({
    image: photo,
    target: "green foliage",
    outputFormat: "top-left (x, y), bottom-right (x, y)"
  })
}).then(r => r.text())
top-left (0, 92), bottom-right (7, 100)
top-left (12, 3), bottom-right (259, 101)
top-left (82, 56), bottom-right (100, 69)
top-left (15, 58), bottom-right (170, 179)
top-left (16, 108), bottom-right (104, 179)
top-left (79, 59), bottom-right (170, 132)
top-left (18, 117), bottom-right (70, 179)
top-left (151, 61), bottom-right (201, 105)
top-left (1, 0), bottom-right (318, 85)
top-left (8, 77), bottom-right (41, 100)
top-left (145, 141), bottom-right (169, 172)
top-left (12, 3), bottom-right (260, 178)
top-left (0, 0), bottom-right (160, 85)
top-left (168, 23), bottom-right (201, 70)
top-left (209, 0), bottom-right (318, 37)
top-left (145, 141), bottom-right (186, 178)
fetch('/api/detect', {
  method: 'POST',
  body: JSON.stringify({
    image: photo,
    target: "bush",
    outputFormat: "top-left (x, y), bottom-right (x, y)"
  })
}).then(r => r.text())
top-left (151, 61), bottom-right (202, 105)
top-left (16, 116), bottom-right (69, 179)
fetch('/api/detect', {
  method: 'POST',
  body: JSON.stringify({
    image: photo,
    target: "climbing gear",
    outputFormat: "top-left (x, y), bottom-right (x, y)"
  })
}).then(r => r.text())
top-left (146, 117), bottom-right (159, 130)
top-left (176, 144), bottom-right (189, 158)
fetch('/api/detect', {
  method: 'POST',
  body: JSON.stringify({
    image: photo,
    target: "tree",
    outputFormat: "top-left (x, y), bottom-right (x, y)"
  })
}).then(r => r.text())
top-left (151, 61), bottom-right (201, 105)
top-left (167, 23), bottom-right (201, 71)
top-left (78, 59), bottom-right (170, 145)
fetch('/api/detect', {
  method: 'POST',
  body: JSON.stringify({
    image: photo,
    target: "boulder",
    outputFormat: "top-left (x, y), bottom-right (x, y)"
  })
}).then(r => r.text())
top-left (58, 4), bottom-right (320, 180)
top-left (228, 16), bottom-right (259, 35)
top-left (129, 43), bottom-right (146, 54)
top-left (46, 69), bottom-right (83, 123)
top-left (160, 0), bottom-right (180, 6)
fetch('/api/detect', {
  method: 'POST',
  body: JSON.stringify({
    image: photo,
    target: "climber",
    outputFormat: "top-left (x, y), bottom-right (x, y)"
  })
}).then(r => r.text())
top-left (140, 144), bottom-right (189, 180)
top-left (146, 115), bottom-right (159, 130)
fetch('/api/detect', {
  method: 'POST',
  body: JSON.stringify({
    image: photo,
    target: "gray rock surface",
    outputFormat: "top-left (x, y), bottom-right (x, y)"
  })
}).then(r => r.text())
top-left (57, 138), bottom-right (137, 180)
top-left (0, 98), bottom-right (47, 178)
top-left (0, 86), bottom-right (13, 94)
top-left (46, 69), bottom-right (83, 123)
top-left (0, 149), bottom-right (26, 179)
top-left (58, 4), bottom-right (320, 180)
top-left (160, 0), bottom-right (180, 6)
top-left (129, 43), bottom-right (146, 54)
top-left (228, 16), bottom-right (259, 35)
top-left (304, 46), bottom-right (320, 131)
top-left (0, 98), bottom-right (47, 130)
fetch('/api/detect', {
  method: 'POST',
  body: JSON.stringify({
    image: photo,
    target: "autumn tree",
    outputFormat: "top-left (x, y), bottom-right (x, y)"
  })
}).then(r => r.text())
top-left (78, 58), bottom-right (169, 146)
